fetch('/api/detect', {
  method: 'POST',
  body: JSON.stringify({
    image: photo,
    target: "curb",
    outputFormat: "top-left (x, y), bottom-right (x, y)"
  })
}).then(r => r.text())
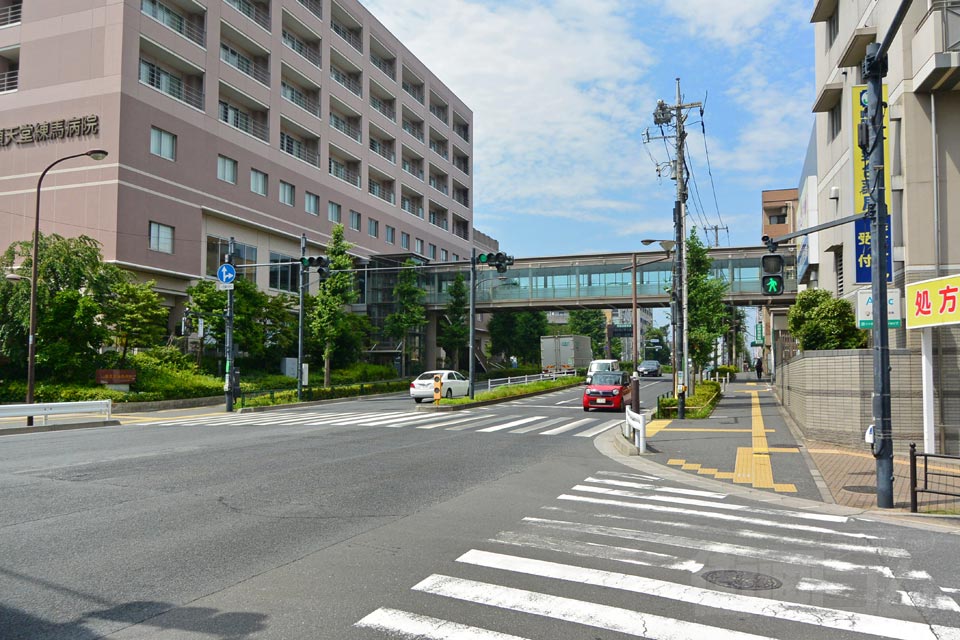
top-left (0, 419), bottom-right (121, 436)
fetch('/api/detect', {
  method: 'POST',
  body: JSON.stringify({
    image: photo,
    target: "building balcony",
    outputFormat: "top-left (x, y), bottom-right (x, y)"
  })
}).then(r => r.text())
top-left (330, 112), bottom-right (362, 142)
top-left (0, 3), bottom-right (21, 27)
top-left (220, 101), bottom-right (269, 142)
top-left (281, 84), bottom-right (320, 118)
top-left (330, 158), bottom-right (360, 187)
top-left (330, 64), bottom-right (362, 97)
top-left (402, 119), bottom-right (424, 142)
top-left (402, 160), bottom-right (424, 180)
top-left (429, 176), bottom-right (448, 195)
top-left (224, 0), bottom-right (270, 31)
top-left (429, 139), bottom-right (448, 160)
top-left (370, 94), bottom-right (396, 121)
top-left (453, 156), bottom-right (469, 175)
top-left (221, 45), bottom-right (270, 86)
top-left (913, 1), bottom-right (960, 91)
top-left (429, 104), bottom-right (447, 124)
top-left (370, 138), bottom-right (395, 162)
top-left (453, 189), bottom-right (469, 208)
top-left (402, 79), bottom-right (424, 104)
top-left (369, 180), bottom-right (395, 204)
top-left (453, 122), bottom-right (470, 143)
top-left (140, 59), bottom-right (204, 109)
top-left (401, 199), bottom-right (424, 218)
top-left (0, 68), bottom-right (17, 92)
top-left (282, 30), bottom-right (321, 69)
top-left (281, 137), bottom-right (319, 167)
top-left (371, 52), bottom-right (395, 81)
top-left (296, 0), bottom-right (322, 21)
top-left (142, 1), bottom-right (206, 48)
top-left (331, 18), bottom-right (363, 53)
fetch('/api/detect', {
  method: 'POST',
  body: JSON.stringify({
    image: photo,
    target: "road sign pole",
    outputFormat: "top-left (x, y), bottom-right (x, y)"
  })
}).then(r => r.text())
top-left (225, 237), bottom-right (236, 413)
top-left (468, 248), bottom-right (476, 399)
top-left (297, 233), bottom-right (306, 402)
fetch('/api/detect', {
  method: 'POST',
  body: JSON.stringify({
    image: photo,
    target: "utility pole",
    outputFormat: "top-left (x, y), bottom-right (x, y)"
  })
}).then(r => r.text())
top-left (704, 224), bottom-right (728, 248)
top-left (297, 233), bottom-right (306, 402)
top-left (468, 247), bottom-right (476, 399)
top-left (650, 78), bottom-right (701, 418)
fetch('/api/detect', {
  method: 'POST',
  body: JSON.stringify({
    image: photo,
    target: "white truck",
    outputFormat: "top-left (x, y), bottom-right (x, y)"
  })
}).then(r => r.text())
top-left (540, 335), bottom-right (593, 374)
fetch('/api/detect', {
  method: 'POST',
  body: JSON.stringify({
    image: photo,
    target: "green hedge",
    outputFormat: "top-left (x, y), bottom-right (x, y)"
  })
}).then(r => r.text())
top-left (657, 380), bottom-right (721, 419)
top-left (241, 380), bottom-right (410, 407)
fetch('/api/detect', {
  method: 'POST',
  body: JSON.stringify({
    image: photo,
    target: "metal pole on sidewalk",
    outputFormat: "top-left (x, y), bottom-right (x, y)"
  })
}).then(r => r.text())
top-left (297, 233), bottom-right (306, 402)
top-left (468, 248), bottom-right (476, 399)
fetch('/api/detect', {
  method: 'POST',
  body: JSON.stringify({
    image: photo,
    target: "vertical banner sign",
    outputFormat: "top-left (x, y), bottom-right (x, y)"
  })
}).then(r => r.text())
top-left (852, 84), bottom-right (892, 284)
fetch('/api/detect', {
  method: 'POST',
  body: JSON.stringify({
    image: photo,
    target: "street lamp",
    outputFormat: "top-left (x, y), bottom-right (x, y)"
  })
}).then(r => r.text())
top-left (24, 149), bottom-right (108, 425)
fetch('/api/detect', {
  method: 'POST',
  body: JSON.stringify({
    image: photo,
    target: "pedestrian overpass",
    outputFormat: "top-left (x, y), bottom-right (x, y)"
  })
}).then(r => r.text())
top-left (420, 244), bottom-right (798, 311)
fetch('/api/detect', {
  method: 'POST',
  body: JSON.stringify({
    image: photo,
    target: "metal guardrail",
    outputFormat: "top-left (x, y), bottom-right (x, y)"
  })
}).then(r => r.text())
top-left (622, 405), bottom-right (648, 452)
top-left (909, 443), bottom-right (960, 513)
top-left (0, 400), bottom-right (112, 425)
top-left (476, 370), bottom-right (578, 393)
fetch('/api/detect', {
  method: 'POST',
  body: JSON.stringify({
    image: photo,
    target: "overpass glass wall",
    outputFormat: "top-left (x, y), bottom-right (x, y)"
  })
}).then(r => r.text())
top-left (422, 252), bottom-right (796, 308)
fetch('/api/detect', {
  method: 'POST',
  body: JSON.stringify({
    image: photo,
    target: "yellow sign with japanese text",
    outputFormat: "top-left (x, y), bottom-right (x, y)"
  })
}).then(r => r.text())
top-left (906, 274), bottom-right (960, 329)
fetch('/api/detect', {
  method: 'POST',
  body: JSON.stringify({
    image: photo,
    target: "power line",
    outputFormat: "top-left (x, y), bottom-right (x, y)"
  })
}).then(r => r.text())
top-left (699, 99), bottom-right (725, 230)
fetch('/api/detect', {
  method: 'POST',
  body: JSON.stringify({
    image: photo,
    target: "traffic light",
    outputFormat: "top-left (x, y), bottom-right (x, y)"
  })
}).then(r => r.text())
top-left (476, 252), bottom-right (514, 273)
top-left (301, 255), bottom-right (330, 279)
top-left (761, 253), bottom-right (784, 296)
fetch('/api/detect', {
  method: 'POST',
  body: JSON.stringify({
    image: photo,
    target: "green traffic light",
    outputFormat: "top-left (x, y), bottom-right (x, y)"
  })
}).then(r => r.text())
top-left (477, 253), bottom-right (490, 263)
top-left (762, 275), bottom-right (784, 296)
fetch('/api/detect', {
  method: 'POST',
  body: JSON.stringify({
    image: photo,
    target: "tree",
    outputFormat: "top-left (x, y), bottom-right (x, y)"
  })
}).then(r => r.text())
top-left (488, 310), bottom-right (547, 365)
top-left (684, 230), bottom-right (730, 375)
top-left (102, 277), bottom-right (169, 366)
top-left (0, 234), bottom-right (126, 382)
top-left (644, 324), bottom-right (671, 365)
top-left (309, 225), bottom-right (358, 386)
top-left (383, 259), bottom-right (425, 377)
top-left (437, 273), bottom-right (469, 370)
top-left (568, 309), bottom-right (605, 357)
top-left (788, 288), bottom-right (867, 351)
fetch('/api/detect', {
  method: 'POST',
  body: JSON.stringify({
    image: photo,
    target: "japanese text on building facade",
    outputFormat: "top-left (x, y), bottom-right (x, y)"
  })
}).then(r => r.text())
top-left (907, 274), bottom-right (960, 329)
top-left (0, 115), bottom-right (99, 148)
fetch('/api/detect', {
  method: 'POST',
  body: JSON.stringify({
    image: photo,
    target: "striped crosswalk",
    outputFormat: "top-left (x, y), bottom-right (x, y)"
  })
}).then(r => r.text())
top-left (136, 409), bottom-right (623, 438)
top-left (354, 470), bottom-right (960, 639)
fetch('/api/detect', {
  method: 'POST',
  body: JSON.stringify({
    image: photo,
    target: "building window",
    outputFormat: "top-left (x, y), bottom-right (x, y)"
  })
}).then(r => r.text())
top-left (350, 210), bottom-right (361, 231)
top-left (206, 236), bottom-right (257, 280)
top-left (305, 191), bottom-right (319, 215)
top-left (415, 238), bottom-right (423, 254)
top-left (149, 221), bottom-right (174, 253)
top-left (428, 243), bottom-right (436, 259)
top-left (769, 214), bottom-right (787, 225)
top-left (280, 181), bottom-right (295, 206)
top-left (385, 225), bottom-right (395, 244)
top-left (368, 218), bottom-right (379, 238)
top-left (440, 248), bottom-right (448, 262)
top-left (401, 232), bottom-right (410, 250)
top-left (328, 201), bottom-right (341, 223)
top-left (826, 10), bottom-right (839, 48)
top-left (269, 251), bottom-right (300, 293)
top-left (150, 126), bottom-right (176, 160)
top-left (452, 253), bottom-right (459, 262)
top-left (217, 155), bottom-right (237, 184)
top-left (251, 169), bottom-right (268, 196)
top-left (828, 102), bottom-right (841, 141)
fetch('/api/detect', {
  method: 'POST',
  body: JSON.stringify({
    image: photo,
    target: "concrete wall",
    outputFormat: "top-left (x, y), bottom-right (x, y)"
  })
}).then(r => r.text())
top-left (774, 349), bottom-right (931, 454)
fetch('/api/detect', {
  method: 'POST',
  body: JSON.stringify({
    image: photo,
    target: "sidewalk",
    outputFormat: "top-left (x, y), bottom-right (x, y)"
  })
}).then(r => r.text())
top-left (635, 376), bottom-right (960, 516)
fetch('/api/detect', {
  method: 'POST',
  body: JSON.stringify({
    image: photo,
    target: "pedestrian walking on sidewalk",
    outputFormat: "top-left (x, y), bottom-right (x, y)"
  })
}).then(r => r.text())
top-left (755, 357), bottom-right (763, 380)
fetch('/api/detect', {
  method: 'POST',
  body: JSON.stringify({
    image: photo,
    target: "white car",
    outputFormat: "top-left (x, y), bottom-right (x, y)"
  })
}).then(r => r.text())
top-left (410, 370), bottom-right (470, 403)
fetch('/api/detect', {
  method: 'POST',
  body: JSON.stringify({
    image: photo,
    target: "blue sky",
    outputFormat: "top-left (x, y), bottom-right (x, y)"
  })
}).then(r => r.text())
top-left (364, 0), bottom-right (816, 259)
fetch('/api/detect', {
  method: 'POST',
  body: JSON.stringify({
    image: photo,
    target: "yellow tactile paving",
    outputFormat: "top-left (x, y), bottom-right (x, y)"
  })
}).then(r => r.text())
top-left (774, 483), bottom-right (798, 492)
top-left (733, 447), bottom-right (753, 483)
top-left (696, 468), bottom-right (719, 475)
top-left (681, 463), bottom-right (702, 471)
top-left (646, 419), bottom-right (672, 437)
top-left (666, 459), bottom-right (685, 466)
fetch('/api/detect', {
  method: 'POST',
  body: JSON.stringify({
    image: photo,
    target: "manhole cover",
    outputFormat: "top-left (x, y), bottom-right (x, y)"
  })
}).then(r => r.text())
top-left (701, 570), bottom-right (782, 591)
top-left (842, 485), bottom-right (877, 494)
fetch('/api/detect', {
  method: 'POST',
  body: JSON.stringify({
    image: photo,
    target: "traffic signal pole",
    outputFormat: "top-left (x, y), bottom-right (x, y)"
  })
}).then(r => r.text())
top-left (225, 237), bottom-right (235, 412)
top-left (297, 233), bottom-right (306, 402)
top-left (468, 248), bottom-right (476, 399)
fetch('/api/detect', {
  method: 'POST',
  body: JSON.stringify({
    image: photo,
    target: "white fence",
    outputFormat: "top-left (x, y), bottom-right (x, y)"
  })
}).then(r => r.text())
top-left (477, 369), bottom-right (578, 393)
top-left (0, 400), bottom-right (112, 425)
top-left (622, 405), bottom-right (648, 452)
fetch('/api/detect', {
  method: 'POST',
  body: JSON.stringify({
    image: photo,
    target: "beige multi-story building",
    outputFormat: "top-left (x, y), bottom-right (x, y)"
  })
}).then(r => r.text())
top-left (810, 1), bottom-right (959, 438)
top-left (0, 0), bottom-right (480, 332)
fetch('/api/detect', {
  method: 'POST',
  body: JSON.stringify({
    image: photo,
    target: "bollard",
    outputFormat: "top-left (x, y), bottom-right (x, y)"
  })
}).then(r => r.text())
top-left (633, 411), bottom-right (646, 453)
top-left (909, 443), bottom-right (918, 513)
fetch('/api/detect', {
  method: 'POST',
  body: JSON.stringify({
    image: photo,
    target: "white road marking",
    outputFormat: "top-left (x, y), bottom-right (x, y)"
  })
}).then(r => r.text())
top-left (355, 413), bottom-right (458, 428)
top-left (476, 416), bottom-right (544, 433)
top-left (522, 517), bottom-right (904, 577)
top-left (448, 416), bottom-right (517, 431)
top-left (898, 591), bottom-right (960, 612)
top-left (574, 419), bottom-right (623, 437)
top-left (557, 494), bottom-right (880, 539)
top-left (492, 530), bottom-right (703, 573)
top-left (595, 470), bottom-right (662, 482)
top-left (943, 587), bottom-right (960, 594)
top-left (538, 418), bottom-right (593, 435)
top-left (584, 477), bottom-right (728, 500)
top-left (306, 412), bottom-right (406, 426)
top-left (413, 574), bottom-right (770, 640)
top-left (510, 417), bottom-right (566, 433)
top-left (355, 607), bottom-right (530, 639)
top-left (416, 415), bottom-right (489, 430)
top-left (456, 550), bottom-right (958, 640)
top-left (571, 484), bottom-right (850, 523)
top-left (796, 578), bottom-right (855, 595)
top-left (554, 398), bottom-right (577, 405)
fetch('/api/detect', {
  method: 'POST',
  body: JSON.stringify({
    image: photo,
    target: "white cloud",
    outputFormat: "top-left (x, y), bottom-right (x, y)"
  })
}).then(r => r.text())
top-left (656, 0), bottom-right (782, 48)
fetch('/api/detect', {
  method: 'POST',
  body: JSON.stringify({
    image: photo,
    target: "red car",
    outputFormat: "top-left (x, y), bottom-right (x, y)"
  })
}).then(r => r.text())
top-left (583, 371), bottom-right (632, 412)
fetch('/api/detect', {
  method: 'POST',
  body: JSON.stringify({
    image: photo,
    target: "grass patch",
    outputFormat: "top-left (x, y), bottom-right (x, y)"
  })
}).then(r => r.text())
top-left (655, 380), bottom-right (722, 419)
top-left (443, 377), bottom-right (583, 405)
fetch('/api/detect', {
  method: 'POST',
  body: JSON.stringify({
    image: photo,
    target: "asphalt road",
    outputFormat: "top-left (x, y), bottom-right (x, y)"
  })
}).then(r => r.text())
top-left (3, 381), bottom-right (960, 639)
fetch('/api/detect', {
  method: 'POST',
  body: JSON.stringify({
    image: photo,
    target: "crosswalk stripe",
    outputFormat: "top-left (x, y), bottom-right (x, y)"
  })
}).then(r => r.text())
top-left (413, 574), bottom-right (770, 640)
top-left (355, 607), bottom-right (530, 639)
top-left (476, 416), bottom-right (545, 433)
top-left (595, 470), bottom-right (662, 481)
top-left (355, 413), bottom-right (460, 428)
top-left (448, 416), bottom-right (515, 431)
top-left (510, 416), bottom-right (566, 433)
top-left (416, 415), bottom-right (489, 430)
top-left (492, 530), bottom-right (703, 573)
top-left (574, 419), bottom-right (622, 437)
top-left (583, 477), bottom-right (728, 500)
top-left (570, 484), bottom-right (850, 523)
top-left (321, 412), bottom-right (411, 425)
top-left (898, 591), bottom-right (960, 612)
top-left (521, 517), bottom-right (906, 578)
top-left (558, 493), bottom-right (879, 538)
top-left (538, 418), bottom-right (592, 435)
top-left (305, 412), bottom-right (402, 426)
top-left (455, 550), bottom-right (956, 640)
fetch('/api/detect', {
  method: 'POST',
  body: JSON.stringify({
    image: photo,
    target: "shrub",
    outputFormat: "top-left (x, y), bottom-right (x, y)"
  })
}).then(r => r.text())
top-left (330, 362), bottom-right (398, 385)
top-left (657, 380), bottom-right (722, 419)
